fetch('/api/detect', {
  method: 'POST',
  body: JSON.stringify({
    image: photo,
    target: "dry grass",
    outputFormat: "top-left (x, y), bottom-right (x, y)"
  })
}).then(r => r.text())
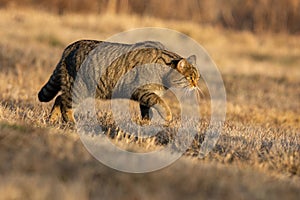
top-left (0, 8), bottom-right (300, 199)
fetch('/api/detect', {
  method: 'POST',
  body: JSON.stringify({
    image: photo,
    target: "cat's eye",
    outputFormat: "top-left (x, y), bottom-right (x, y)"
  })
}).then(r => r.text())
top-left (186, 77), bottom-right (191, 80)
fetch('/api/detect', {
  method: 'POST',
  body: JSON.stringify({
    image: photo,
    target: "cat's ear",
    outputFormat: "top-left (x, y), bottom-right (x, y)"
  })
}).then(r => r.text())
top-left (187, 55), bottom-right (196, 65)
top-left (176, 59), bottom-right (187, 72)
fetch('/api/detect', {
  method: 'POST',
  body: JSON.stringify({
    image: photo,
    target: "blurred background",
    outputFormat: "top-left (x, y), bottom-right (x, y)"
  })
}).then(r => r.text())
top-left (1, 0), bottom-right (300, 34)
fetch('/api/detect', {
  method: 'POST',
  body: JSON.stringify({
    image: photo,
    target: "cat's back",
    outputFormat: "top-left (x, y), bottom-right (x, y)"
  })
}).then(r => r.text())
top-left (79, 41), bottom-right (166, 75)
top-left (62, 40), bottom-right (103, 72)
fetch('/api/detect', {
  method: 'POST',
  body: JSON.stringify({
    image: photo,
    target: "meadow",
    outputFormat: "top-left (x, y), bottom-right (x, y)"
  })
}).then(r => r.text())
top-left (0, 7), bottom-right (299, 199)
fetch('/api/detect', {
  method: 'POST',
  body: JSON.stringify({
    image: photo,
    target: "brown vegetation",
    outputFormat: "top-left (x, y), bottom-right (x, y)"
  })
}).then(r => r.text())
top-left (1, 0), bottom-right (300, 33)
top-left (0, 7), bottom-right (299, 200)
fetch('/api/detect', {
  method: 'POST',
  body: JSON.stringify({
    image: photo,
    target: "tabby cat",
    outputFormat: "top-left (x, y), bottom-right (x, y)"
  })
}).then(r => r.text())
top-left (38, 40), bottom-right (200, 123)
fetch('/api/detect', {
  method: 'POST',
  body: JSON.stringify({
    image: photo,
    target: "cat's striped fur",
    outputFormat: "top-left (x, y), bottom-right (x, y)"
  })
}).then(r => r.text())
top-left (38, 40), bottom-right (199, 123)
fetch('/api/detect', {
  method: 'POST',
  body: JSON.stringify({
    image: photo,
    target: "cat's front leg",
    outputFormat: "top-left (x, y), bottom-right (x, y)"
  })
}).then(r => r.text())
top-left (151, 100), bottom-right (172, 123)
top-left (132, 90), bottom-right (172, 123)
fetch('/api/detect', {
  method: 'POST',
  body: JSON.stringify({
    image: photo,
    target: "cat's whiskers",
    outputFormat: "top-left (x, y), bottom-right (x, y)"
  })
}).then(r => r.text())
top-left (185, 87), bottom-right (191, 96)
top-left (181, 82), bottom-right (204, 101)
top-left (173, 77), bottom-right (186, 83)
top-left (195, 87), bottom-right (201, 104)
top-left (195, 85), bottom-right (204, 97)
top-left (178, 87), bottom-right (188, 101)
top-left (173, 81), bottom-right (187, 87)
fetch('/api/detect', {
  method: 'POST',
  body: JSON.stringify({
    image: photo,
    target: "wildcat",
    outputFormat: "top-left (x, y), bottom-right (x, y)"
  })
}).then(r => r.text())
top-left (38, 40), bottom-right (200, 123)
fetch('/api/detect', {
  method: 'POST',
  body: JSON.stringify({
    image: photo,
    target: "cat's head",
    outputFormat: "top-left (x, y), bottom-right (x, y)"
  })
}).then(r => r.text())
top-left (167, 55), bottom-right (200, 90)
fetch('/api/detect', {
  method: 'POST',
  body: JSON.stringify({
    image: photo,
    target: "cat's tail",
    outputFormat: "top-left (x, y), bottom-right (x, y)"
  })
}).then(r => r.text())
top-left (38, 63), bottom-right (62, 102)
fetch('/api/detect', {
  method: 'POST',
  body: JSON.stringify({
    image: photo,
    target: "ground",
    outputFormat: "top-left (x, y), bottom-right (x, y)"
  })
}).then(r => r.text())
top-left (0, 8), bottom-right (299, 200)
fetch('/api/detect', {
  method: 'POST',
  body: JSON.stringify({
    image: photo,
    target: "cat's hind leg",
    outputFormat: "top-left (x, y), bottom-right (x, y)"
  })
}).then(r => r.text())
top-left (49, 95), bottom-right (63, 123)
top-left (60, 96), bottom-right (75, 123)
top-left (50, 94), bottom-right (75, 123)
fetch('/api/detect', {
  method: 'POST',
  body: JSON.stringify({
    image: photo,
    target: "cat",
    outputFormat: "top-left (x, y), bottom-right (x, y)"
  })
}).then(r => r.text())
top-left (38, 40), bottom-right (200, 123)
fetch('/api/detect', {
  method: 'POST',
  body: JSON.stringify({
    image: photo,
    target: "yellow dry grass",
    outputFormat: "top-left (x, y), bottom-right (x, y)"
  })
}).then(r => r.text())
top-left (0, 7), bottom-right (299, 200)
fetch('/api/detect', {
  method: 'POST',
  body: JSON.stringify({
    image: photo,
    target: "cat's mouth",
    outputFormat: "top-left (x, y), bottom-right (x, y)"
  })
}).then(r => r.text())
top-left (189, 83), bottom-right (204, 97)
top-left (188, 85), bottom-right (198, 92)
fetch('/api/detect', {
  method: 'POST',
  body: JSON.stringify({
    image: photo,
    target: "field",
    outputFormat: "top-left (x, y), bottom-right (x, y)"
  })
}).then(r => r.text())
top-left (0, 7), bottom-right (300, 199)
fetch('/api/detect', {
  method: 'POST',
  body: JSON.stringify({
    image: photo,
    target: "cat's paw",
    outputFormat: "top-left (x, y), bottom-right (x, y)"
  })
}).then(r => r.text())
top-left (49, 106), bottom-right (62, 124)
top-left (153, 104), bottom-right (172, 125)
top-left (62, 109), bottom-right (75, 123)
